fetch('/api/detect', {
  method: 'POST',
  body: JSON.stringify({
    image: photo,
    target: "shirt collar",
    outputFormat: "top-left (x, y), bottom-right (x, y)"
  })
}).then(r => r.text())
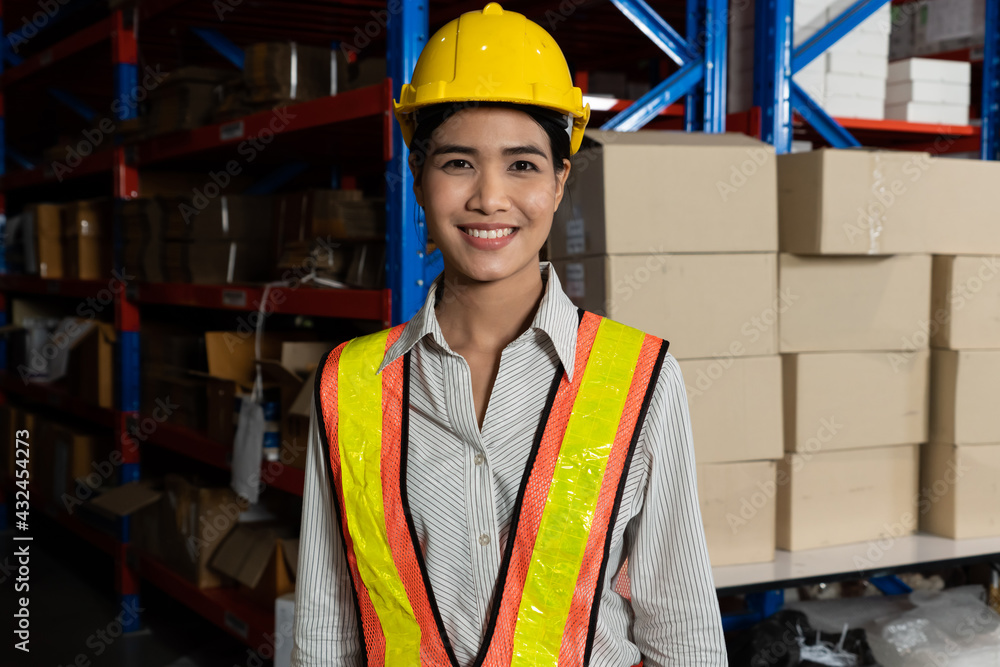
top-left (378, 261), bottom-right (581, 381)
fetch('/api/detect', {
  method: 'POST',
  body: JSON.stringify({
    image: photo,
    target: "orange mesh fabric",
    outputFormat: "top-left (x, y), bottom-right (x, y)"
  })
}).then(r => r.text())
top-left (559, 333), bottom-right (662, 665)
top-left (319, 337), bottom-right (390, 665)
top-left (379, 329), bottom-right (454, 666)
top-left (482, 311), bottom-right (602, 667)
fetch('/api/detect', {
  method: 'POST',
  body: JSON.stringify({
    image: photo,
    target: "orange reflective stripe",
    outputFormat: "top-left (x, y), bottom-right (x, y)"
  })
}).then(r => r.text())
top-left (482, 311), bottom-right (603, 667)
top-left (378, 330), bottom-right (454, 666)
top-left (559, 333), bottom-right (663, 666)
top-left (318, 341), bottom-right (386, 666)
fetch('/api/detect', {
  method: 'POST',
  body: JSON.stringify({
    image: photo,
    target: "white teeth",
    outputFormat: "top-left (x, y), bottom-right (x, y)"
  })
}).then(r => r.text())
top-left (463, 227), bottom-right (515, 238)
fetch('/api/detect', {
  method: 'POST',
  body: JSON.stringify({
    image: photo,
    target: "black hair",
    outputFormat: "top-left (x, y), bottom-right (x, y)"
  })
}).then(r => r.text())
top-left (408, 101), bottom-right (572, 184)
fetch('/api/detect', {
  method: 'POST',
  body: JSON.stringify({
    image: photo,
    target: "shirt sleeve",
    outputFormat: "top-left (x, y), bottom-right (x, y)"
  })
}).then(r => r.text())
top-left (626, 353), bottom-right (728, 666)
top-left (291, 400), bottom-right (363, 667)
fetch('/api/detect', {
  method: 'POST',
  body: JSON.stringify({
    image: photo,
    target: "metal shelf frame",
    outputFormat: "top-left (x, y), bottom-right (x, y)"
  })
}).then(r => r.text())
top-left (754, 0), bottom-right (1000, 156)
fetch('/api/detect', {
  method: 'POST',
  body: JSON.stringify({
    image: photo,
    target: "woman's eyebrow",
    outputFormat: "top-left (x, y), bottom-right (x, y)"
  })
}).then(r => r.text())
top-left (502, 145), bottom-right (548, 159)
top-left (430, 144), bottom-right (477, 156)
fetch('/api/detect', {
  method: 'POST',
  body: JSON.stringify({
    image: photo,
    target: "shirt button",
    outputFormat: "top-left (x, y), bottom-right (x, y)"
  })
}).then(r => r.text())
top-left (474, 454), bottom-right (485, 466)
top-left (478, 533), bottom-right (490, 546)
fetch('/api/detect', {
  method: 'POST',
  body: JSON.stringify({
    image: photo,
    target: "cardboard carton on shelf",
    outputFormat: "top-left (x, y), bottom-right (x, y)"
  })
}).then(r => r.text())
top-left (549, 130), bottom-right (777, 258)
top-left (778, 253), bottom-right (932, 353)
top-left (163, 240), bottom-right (273, 285)
top-left (920, 442), bottom-right (1000, 539)
top-left (783, 350), bottom-right (929, 452)
top-left (67, 320), bottom-right (116, 410)
top-left (165, 194), bottom-right (273, 242)
top-left (147, 66), bottom-right (236, 135)
top-left (679, 355), bottom-right (783, 464)
top-left (552, 253), bottom-right (778, 361)
top-left (128, 475), bottom-right (248, 589)
top-left (777, 444), bottom-right (920, 551)
top-left (931, 349), bottom-right (1000, 445)
top-left (930, 255), bottom-right (1000, 350)
top-left (23, 203), bottom-right (65, 278)
top-left (243, 42), bottom-right (384, 103)
top-left (211, 523), bottom-right (298, 606)
top-left (63, 198), bottom-right (112, 281)
top-left (697, 460), bottom-right (777, 566)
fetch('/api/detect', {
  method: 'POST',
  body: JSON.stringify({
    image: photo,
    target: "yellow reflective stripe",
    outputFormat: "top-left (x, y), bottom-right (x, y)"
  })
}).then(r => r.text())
top-left (338, 330), bottom-right (421, 663)
top-left (511, 318), bottom-right (645, 666)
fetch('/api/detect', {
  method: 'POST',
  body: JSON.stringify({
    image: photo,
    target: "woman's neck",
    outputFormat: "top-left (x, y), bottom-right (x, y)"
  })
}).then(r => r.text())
top-left (434, 261), bottom-right (545, 353)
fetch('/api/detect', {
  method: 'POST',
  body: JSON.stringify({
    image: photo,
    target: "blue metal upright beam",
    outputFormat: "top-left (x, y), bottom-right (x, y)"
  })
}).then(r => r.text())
top-left (702, 0), bottom-right (728, 132)
top-left (387, 2), bottom-right (429, 324)
top-left (754, 0), bottom-right (794, 152)
top-left (983, 0), bottom-right (1000, 160)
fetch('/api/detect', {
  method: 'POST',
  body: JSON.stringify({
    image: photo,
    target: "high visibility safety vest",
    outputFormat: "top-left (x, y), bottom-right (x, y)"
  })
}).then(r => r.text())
top-left (316, 309), bottom-right (667, 667)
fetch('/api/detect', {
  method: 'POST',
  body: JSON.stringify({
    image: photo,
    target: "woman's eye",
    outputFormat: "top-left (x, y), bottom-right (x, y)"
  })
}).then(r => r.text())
top-left (511, 160), bottom-right (538, 172)
top-left (444, 159), bottom-right (471, 169)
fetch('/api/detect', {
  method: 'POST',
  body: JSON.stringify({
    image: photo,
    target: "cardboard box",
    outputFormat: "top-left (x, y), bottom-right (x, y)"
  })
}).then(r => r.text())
top-left (50, 424), bottom-right (110, 509)
top-left (133, 475), bottom-right (246, 588)
top-left (930, 255), bottom-right (1000, 350)
top-left (148, 66), bottom-right (234, 135)
top-left (777, 444), bottom-right (919, 551)
top-left (920, 159), bottom-right (1000, 254)
top-left (163, 240), bottom-right (272, 285)
top-left (920, 443), bottom-right (1000, 539)
top-left (63, 199), bottom-right (112, 280)
top-left (67, 320), bottom-right (115, 409)
top-left (931, 349), bottom-right (1000, 444)
top-left (166, 195), bottom-right (273, 241)
top-left (886, 80), bottom-right (970, 106)
top-left (549, 130), bottom-right (777, 257)
top-left (244, 42), bottom-right (333, 103)
top-left (888, 57), bottom-right (972, 85)
top-left (680, 355), bottom-right (783, 464)
top-left (211, 523), bottom-right (298, 606)
top-left (697, 461), bottom-right (777, 566)
top-left (553, 253), bottom-right (778, 360)
top-left (25, 203), bottom-right (64, 278)
top-left (783, 350), bottom-right (929, 452)
top-left (778, 254), bottom-right (932, 353)
top-left (884, 101), bottom-right (969, 125)
top-left (777, 149), bottom-right (936, 254)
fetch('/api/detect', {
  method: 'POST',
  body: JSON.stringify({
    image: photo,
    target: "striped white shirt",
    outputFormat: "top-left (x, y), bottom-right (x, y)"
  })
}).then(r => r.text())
top-left (292, 262), bottom-right (727, 666)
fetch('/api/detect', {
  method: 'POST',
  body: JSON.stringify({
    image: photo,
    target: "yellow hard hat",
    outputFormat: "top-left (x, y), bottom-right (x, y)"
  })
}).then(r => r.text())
top-left (393, 2), bottom-right (591, 155)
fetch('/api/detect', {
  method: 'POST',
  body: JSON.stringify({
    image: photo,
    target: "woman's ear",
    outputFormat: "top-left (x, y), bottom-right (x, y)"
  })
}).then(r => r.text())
top-left (408, 155), bottom-right (425, 207)
top-left (553, 159), bottom-right (572, 211)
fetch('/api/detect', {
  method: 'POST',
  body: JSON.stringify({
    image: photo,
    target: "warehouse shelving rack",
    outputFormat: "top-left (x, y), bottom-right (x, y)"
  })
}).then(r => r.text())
top-left (750, 0), bottom-right (1000, 156)
top-left (0, 0), bottom-right (996, 656)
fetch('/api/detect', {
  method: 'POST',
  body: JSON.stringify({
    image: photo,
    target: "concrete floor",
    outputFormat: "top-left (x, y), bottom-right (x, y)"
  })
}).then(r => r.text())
top-left (0, 518), bottom-right (257, 667)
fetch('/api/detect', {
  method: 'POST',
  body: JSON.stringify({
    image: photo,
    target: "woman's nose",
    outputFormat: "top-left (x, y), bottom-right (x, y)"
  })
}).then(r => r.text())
top-left (468, 169), bottom-right (511, 215)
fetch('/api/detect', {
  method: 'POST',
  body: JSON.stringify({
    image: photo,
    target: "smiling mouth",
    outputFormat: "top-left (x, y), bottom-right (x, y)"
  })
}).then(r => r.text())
top-left (459, 227), bottom-right (517, 239)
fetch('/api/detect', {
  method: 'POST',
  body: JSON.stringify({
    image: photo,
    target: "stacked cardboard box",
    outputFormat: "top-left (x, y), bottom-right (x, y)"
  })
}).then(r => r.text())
top-left (63, 199), bottom-right (112, 280)
top-left (549, 129), bottom-right (782, 566)
top-left (922, 255), bottom-right (1000, 539)
top-left (147, 66), bottom-right (235, 136)
top-left (162, 194), bottom-right (273, 285)
top-left (729, 0), bottom-right (891, 119)
top-left (777, 150), bottom-right (934, 551)
top-left (243, 42), bottom-right (384, 104)
top-left (885, 58), bottom-right (971, 125)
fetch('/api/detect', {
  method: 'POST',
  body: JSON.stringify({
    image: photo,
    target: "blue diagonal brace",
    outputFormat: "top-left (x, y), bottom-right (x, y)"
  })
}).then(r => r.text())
top-left (191, 27), bottom-right (244, 69)
top-left (791, 80), bottom-right (861, 148)
top-left (793, 0), bottom-right (891, 74)
top-left (602, 58), bottom-right (705, 132)
top-left (2, 39), bottom-right (23, 66)
top-left (982, 0), bottom-right (999, 160)
top-left (7, 145), bottom-right (34, 171)
top-left (47, 88), bottom-right (97, 121)
top-left (610, 0), bottom-right (696, 65)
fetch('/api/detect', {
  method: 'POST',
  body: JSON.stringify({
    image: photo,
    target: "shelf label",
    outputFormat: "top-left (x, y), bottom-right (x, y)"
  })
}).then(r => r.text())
top-left (222, 290), bottom-right (247, 308)
top-left (220, 121), bottom-right (245, 142)
top-left (223, 611), bottom-right (249, 639)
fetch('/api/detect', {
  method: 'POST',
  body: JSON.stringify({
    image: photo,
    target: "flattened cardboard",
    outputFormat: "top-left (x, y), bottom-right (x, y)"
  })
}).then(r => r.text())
top-left (89, 482), bottom-right (163, 518)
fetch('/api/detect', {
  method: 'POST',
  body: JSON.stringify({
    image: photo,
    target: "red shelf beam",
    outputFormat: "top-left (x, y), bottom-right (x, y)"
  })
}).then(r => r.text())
top-left (0, 371), bottom-right (116, 429)
top-left (0, 150), bottom-right (115, 191)
top-left (135, 282), bottom-right (391, 324)
top-left (0, 274), bottom-right (110, 299)
top-left (132, 80), bottom-right (393, 165)
top-left (144, 421), bottom-right (304, 496)
top-left (1, 17), bottom-right (113, 86)
top-left (137, 551), bottom-right (276, 650)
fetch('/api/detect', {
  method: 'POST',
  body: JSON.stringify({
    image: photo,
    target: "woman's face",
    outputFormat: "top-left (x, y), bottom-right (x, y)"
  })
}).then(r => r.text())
top-left (412, 106), bottom-right (571, 284)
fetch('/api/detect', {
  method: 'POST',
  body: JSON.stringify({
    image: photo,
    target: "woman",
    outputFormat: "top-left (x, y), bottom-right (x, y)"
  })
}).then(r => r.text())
top-left (293, 4), bottom-right (727, 666)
